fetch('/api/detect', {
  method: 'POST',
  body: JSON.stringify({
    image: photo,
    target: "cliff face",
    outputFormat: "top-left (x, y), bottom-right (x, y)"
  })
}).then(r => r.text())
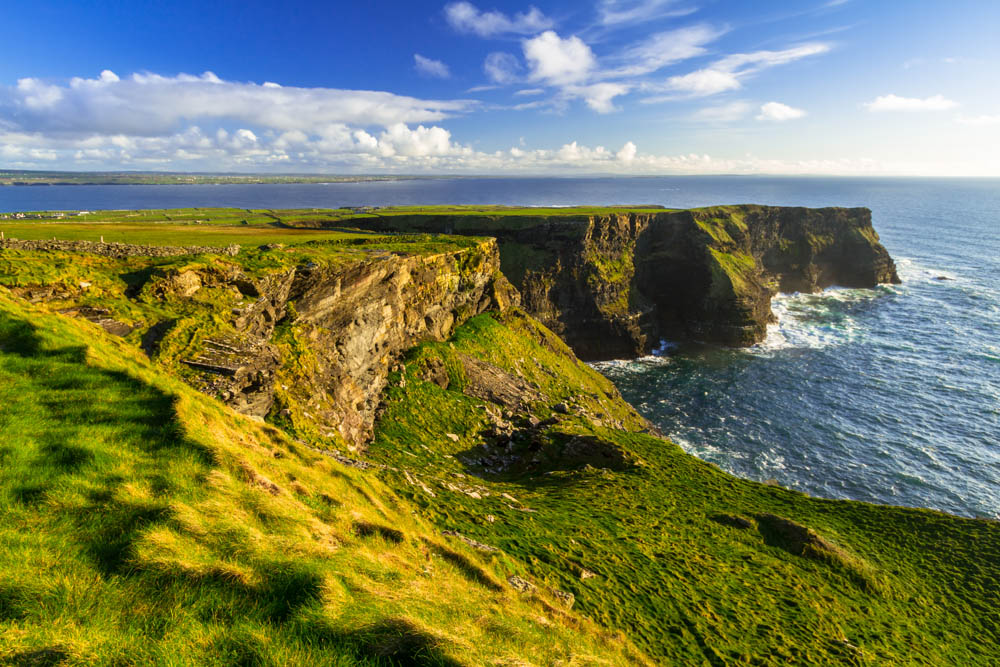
top-left (1, 236), bottom-right (517, 448)
top-left (181, 241), bottom-right (519, 446)
top-left (339, 206), bottom-right (899, 359)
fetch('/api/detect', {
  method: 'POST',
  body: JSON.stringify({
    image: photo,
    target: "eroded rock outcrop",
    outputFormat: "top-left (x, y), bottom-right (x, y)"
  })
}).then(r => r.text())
top-left (174, 240), bottom-right (518, 446)
top-left (334, 206), bottom-right (899, 359)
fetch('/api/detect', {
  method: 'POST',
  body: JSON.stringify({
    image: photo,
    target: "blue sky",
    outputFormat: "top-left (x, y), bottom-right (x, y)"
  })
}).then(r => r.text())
top-left (1, 0), bottom-right (998, 175)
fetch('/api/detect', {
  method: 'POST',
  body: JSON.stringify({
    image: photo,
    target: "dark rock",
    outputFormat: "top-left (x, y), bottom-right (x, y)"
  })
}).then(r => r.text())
top-left (338, 206), bottom-right (899, 359)
top-left (507, 575), bottom-right (535, 593)
top-left (419, 357), bottom-right (451, 389)
top-left (552, 589), bottom-right (575, 608)
top-left (57, 305), bottom-right (133, 337)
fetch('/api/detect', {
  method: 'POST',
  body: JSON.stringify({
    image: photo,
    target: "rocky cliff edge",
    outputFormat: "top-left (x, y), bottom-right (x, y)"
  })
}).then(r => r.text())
top-left (329, 205), bottom-right (899, 359)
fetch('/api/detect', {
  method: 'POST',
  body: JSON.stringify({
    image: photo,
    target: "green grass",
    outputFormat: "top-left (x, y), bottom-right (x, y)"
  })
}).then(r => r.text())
top-left (0, 222), bottom-right (388, 247)
top-left (368, 311), bottom-right (1000, 665)
top-left (3, 206), bottom-right (994, 664)
top-left (707, 248), bottom-right (759, 299)
top-left (0, 294), bottom-right (648, 665)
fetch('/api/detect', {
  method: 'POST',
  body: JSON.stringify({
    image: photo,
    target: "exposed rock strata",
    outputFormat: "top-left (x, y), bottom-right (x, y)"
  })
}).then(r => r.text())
top-left (333, 206), bottom-right (899, 359)
top-left (173, 241), bottom-right (518, 445)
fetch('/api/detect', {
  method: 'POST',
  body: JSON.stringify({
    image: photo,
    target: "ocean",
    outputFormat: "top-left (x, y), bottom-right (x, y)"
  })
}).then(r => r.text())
top-left (2, 176), bottom-right (997, 518)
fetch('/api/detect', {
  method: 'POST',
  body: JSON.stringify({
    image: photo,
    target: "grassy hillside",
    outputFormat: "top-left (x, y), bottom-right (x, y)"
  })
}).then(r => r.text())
top-left (0, 294), bottom-right (647, 665)
top-left (1, 209), bottom-right (995, 665)
top-left (368, 310), bottom-right (1000, 664)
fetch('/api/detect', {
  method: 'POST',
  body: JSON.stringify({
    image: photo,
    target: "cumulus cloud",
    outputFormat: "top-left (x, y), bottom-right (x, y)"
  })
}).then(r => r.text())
top-left (445, 2), bottom-right (553, 37)
top-left (757, 101), bottom-right (806, 121)
top-left (864, 94), bottom-right (958, 112)
top-left (0, 121), bottom-right (975, 176)
top-left (414, 54), bottom-right (451, 79)
top-left (657, 43), bottom-right (829, 98)
top-left (484, 52), bottom-right (521, 84)
top-left (523, 31), bottom-right (596, 86)
top-left (565, 83), bottom-right (630, 113)
top-left (616, 140), bottom-right (637, 161)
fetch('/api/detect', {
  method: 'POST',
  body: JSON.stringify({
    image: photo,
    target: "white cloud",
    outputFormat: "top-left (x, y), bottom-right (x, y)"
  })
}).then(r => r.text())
top-left (616, 140), bottom-right (637, 162)
top-left (666, 69), bottom-right (740, 96)
top-left (956, 114), bottom-right (1000, 126)
top-left (864, 94), bottom-right (958, 112)
top-left (15, 78), bottom-right (64, 109)
top-left (691, 101), bottom-right (752, 122)
top-left (714, 44), bottom-right (830, 74)
top-left (597, 0), bottom-right (698, 27)
top-left (2, 123), bottom-right (994, 176)
top-left (566, 82), bottom-right (630, 113)
top-left (757, 101), bottom-right (806, 121)
top-left (603, 24), bottom-right (723, 78)
top-left (445, 2), bottom-right (553, 37)
top-left (484, 52), bottom-right (521, 84)
top-left (658, 43), bottom-right (829, 98)
top-left (377, 123), bottom-right (456, 157)
top-left (1, 70), bottom-right (473, 138)
top-left (514, 88), bottom-right (545, 96)
top-left (414, 54), bottom-right (451, 79)
top-left (523, 31), bottom-right (597, 86)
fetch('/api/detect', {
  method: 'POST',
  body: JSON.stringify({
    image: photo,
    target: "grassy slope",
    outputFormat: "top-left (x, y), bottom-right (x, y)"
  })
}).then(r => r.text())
top-left (0, 293), bottom-right (647, 665)
top-left (368, 311), bottom-right (1000, 665)
top-left (2, 211), bottom-right (997, 664)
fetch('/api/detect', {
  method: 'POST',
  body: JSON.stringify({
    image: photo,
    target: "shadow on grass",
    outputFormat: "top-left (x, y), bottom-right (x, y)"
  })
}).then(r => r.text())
top-left (422, 539), bottom-right (503, 593)
top-left (296, 617), bottom-right (463, 666)
top-left (0, 583), bottom-right (28, 622)
top-left (3, 647), bottom-right (69, 667)
top-left (0, 311), bottom-right (212, 578)
top-left (457, 430), bottom-right (638, 490)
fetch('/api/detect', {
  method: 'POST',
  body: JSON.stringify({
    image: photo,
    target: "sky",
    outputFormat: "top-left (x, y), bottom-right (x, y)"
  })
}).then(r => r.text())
top-left (1, 0), bottom-right (998, 176)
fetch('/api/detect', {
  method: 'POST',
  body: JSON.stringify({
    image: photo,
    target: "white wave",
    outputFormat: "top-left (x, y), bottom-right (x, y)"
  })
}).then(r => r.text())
top-left (751, 286), bottom-right (878, 353)
top-left (895, 256), bottom-right (958, 284)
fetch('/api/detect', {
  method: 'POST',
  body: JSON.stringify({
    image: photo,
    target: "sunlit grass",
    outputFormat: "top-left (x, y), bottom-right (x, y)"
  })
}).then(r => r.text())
top-left (0, 295), bottom-right (648, 664)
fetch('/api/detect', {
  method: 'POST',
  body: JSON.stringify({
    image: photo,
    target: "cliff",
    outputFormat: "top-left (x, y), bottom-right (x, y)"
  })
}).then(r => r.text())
top-left (0, 232), bottom-right (517, 448)
top-left (332, 205), bottom-right (900, 359)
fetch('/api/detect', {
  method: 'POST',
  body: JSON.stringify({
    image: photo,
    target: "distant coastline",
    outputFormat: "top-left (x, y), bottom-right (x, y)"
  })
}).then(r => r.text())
top-left (0, 170), bottom-right (436, 186)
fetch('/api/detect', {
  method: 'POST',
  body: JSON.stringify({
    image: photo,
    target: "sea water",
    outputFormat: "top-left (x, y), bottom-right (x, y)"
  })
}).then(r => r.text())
top-left (2, 176), bottom-right (997, 518)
